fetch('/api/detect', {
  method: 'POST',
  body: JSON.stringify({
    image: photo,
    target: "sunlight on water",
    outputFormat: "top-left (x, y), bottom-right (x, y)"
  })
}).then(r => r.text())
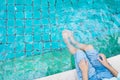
top-left (0, 0), bottom-right (120, 80)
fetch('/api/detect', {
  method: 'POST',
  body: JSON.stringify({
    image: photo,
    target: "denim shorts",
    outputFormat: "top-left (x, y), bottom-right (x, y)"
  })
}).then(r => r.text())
top-left (74, 49), bottom-right (113, 80)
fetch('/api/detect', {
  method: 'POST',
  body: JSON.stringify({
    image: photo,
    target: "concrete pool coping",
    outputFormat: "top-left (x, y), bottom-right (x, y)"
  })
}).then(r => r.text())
top-left (36, 55), bottom-right (120, 80)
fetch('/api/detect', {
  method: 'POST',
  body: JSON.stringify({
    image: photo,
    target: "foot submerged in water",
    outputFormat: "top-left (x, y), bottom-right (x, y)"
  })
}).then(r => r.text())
top-left (62, 29), bottom-right (74, 44)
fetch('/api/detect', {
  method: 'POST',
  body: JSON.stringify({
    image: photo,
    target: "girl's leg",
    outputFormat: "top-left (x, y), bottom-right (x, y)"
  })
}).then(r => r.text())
top-left (62, 30), bottom-right (96, 80)
top-left (65, 30), bottom-right (94, 51)
top-left (63, 30), bottom-right (113, 79)
top-left (84, 45), bottom-right (113, 79)
top-left (62, 30), bottom-right (77, 54)
top-left (65, 30), bottom-right (88, 50)
top-left (74, 49), bottom-right (96, 80)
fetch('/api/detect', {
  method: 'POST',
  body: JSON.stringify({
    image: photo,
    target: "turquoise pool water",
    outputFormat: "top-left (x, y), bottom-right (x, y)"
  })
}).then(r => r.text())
top-left (0, 0), bottom-right (120, 80)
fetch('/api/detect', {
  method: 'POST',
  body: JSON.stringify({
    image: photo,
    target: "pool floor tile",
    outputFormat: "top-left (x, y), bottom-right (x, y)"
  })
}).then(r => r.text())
top-left (0, 0), bottom-right (120, 80)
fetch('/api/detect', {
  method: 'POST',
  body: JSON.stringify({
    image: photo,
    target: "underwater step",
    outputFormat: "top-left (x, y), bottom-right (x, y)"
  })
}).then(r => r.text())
top-left (118, 37), bottom-right (120, 44)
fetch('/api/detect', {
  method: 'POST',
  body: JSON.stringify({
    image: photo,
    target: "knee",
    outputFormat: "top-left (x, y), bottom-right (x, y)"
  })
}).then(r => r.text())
top-left (69, 48), bottom-right (78, 54)
top-left (84, 45), bottom-right (94, 51)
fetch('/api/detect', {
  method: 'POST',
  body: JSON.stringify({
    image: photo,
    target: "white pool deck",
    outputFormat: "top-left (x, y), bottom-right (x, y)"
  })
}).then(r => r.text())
top-left (36, 55), bottom-right (120, 80)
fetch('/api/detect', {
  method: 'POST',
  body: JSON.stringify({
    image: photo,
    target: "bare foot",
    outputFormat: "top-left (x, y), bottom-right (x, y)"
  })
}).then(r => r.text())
top-left (62, 30), bottom-right (71, 44)
top-left (63, 30), bottom-right (76, 44)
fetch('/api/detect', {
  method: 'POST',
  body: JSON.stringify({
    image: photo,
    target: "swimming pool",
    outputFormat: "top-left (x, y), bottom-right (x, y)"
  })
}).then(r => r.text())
top-left (0, 0), bottom-right (120, 80)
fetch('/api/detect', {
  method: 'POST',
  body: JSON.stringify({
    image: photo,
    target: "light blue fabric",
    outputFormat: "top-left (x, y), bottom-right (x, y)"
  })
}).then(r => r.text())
top-left (103, 72), bottom-right (120, 80)
top-left (74, 50), bottom-right (96, 80)
top-left (74, 49), bottom-right (113, 80)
